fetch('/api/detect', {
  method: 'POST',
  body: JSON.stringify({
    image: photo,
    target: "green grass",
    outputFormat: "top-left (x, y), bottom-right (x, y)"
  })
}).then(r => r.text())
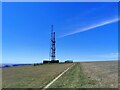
top-left (49, 63), bottom-right (97, 88)
top-left (2, 63), bottom-right (73, 88)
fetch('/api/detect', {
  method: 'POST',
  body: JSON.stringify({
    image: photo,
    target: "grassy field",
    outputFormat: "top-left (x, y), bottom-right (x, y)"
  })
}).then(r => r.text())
top-left (49, 63), bottom-right (97, 88)
top-left (81, 61), bottom-right (118, 88)
top-left (50, 61), bottom-right (118, 88)
top-left (2, 63), bottom-right (73, 88)
top-left (2, 61), bottom-right (118, 88)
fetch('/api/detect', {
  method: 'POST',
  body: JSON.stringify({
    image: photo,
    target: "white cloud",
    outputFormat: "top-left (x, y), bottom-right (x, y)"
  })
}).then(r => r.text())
top-left (60, 17), bottom-right (118, 37)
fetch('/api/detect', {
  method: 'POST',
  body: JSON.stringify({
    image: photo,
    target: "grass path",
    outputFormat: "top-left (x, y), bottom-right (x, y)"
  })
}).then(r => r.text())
top-left (42, 64), bottom-right (75, 90)
top-left (49, 63), bottom-right (97, 88)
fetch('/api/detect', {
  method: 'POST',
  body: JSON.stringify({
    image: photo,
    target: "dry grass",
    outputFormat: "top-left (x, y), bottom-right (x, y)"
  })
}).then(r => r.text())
top-left (49, 63), bottom-right (97, 88)
top-left (49, 61), bottom-right (118, 88)
top-left (2, 61), bottom-right (118, 88)
top-left (81, 61), bottom-right (118, 88)
top-left (2, 63), bottom-right (73, 88)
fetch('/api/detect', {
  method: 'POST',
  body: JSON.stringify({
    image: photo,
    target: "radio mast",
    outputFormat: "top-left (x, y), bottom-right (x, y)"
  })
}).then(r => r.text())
top-left (50, 25), bottom-right (56, 61)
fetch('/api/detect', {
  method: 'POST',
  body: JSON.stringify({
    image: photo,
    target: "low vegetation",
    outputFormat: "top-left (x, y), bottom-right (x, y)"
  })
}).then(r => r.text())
top-left (2, 61), bottom-right (118, 88)
top-left (2, 63), bottom-right (73, 88)
top-left (49, 63), bottom-right (97, 88)
top-left (81, 61), bottom-right (118, 88)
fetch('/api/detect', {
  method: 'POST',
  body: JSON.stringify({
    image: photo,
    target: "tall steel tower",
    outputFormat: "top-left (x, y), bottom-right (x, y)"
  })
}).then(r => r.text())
top-left (50, 25), bottom-right (56, 61)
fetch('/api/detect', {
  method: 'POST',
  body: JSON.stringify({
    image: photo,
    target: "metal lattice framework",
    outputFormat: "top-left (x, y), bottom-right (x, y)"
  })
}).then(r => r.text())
top-left (50, 25), bottom-right (56, 61)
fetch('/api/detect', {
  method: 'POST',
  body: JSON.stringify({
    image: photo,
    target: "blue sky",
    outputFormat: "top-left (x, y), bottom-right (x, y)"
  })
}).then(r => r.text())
top-left (2, 2), bottom-right (118, 64)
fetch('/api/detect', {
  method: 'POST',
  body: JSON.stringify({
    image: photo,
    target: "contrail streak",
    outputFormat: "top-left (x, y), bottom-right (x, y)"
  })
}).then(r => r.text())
top-left (60, 18), bottom-right (118, 37)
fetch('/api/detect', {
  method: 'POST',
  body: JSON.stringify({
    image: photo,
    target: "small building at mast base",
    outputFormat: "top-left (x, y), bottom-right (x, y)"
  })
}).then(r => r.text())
top-left (43, 60), bottom-right (59, 64)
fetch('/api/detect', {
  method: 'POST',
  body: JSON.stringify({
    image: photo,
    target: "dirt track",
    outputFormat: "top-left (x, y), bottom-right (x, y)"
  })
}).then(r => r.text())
top-left (81, 61), bottom-right (118, 88)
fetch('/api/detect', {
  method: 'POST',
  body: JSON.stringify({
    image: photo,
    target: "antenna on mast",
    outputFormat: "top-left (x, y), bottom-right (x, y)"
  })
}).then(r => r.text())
top-left (50, 25), bottom-right (56, 61)
top-left (44, 25), bottom-right (59, 64)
